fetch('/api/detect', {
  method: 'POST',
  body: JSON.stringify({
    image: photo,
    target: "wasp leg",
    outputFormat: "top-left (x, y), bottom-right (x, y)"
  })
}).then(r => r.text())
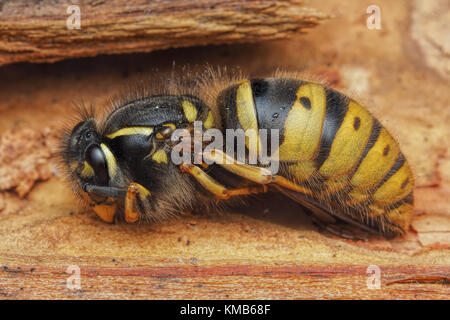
top-left (201, 151), bottom-right (375, 239)
top-left (124, 182), bottom-right (151, 223)
top-left (180, 163), bottom-right (228, 199)
top-left (271, 176), bottom-right (314, 196)
top-left (202, 149), bottom-right (272, 184)
top-left (180, 163), bottom-right (267, 199)
top-left (228, 185), bottom-right (268, 197)
top-left (202, 149), bottom-right (314, 195)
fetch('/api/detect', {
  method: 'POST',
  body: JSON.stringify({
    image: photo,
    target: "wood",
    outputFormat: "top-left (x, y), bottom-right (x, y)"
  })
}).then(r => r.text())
top-left (0, 0), bottom-right (325, 66)
top-left (0, 0), bottom-right (449, 300)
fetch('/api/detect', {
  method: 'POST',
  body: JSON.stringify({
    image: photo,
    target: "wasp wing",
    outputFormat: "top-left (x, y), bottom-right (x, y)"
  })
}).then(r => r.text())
top-left (272, 185), bottom-right (399, 239)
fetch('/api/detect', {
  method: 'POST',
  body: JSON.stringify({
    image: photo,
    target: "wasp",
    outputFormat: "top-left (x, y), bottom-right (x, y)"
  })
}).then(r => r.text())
top-left (60, 70), bottom-right (414, 239)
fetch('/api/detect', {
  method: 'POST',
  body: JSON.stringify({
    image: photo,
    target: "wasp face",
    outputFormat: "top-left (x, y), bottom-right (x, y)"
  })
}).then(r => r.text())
top-left (62, 117), bottom-right (117, 206)
top-left (62, 116), bottom-right (128, 222)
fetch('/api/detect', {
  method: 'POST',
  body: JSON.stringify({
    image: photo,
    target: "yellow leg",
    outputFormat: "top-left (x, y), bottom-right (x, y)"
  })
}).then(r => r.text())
top-left (202, 149), bottom-right (313, 195)
top-left (125, 182), bottom-right (151, 223)
top-left (272, 176), bottom-right (313, 196)
top-left (180, 163), bottom-right (267, 200)
top-left (227, 185), bottom-right (268, 197)
top-left (202, 149), bottom-right (272, 184)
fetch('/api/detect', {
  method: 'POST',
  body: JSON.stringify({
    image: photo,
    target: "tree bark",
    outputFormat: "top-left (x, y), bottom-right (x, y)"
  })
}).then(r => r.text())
top-left (0, 0), bottom-right (326, 66)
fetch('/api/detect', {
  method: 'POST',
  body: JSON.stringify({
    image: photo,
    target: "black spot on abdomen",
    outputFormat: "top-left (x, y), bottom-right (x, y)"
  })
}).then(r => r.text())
top-left (353, 116), bottom-right (361, 130)
top-left (300, 97), bottom-right (311, 110)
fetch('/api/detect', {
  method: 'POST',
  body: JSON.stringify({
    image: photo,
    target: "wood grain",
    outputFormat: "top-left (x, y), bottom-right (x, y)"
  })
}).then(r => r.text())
top-left (0, 0), bottom-right (325, 66)
top-left (2, 262), bottom-right (449, 299)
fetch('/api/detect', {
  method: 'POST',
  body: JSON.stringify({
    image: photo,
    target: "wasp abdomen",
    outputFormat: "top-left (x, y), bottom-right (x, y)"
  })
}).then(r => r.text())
top-left (217, 78), bottom-right (414, 236)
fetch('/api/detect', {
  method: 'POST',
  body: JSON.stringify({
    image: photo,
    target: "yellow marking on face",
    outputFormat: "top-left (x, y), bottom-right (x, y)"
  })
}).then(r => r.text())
top-left (151, 149), bottom-right (168, 164)
top-left (204, 111), bottom-right (214, 129)
top-left (288, 160), bottom-right (317, 182)
top-left (319, 101), bottom-right (373, 178)
top-left (278, 83), bottom-right (327, 161)
top-left (92, 202), bottom-right (117, 223)
top-left (236, 80), bottom-right (261, 153)
top-left (100, 143), bottom-right (117, 179)
top-left (106, 127), bottom-right (153, 139)
top-left (351, 128), bottom-right (399, 190)
top-left (80, 161), bottom-right (94, 177)
top-left (373, 163), bottom-right (414, 205)
top-left (182, 100), bottom-right (198, 122)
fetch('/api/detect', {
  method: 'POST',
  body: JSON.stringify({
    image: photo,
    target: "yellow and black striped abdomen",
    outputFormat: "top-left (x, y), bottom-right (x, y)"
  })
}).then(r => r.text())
top-left (218, 78), bottom-right (414, 236)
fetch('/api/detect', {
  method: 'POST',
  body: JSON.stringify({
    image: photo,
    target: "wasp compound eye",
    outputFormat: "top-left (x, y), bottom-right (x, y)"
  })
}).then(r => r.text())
top-left (85, 144), bottom-right (108, 185)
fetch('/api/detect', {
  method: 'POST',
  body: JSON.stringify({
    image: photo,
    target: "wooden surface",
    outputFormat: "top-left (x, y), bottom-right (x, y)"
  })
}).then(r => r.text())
top-left (0, 0), bottom-right (324, 66)
top-left (0, 0), bottom-right (449, 299)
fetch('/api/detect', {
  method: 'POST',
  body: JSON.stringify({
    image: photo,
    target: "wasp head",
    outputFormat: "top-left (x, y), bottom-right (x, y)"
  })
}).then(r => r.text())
top-left (61, 118), bottom-right (112, 197)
